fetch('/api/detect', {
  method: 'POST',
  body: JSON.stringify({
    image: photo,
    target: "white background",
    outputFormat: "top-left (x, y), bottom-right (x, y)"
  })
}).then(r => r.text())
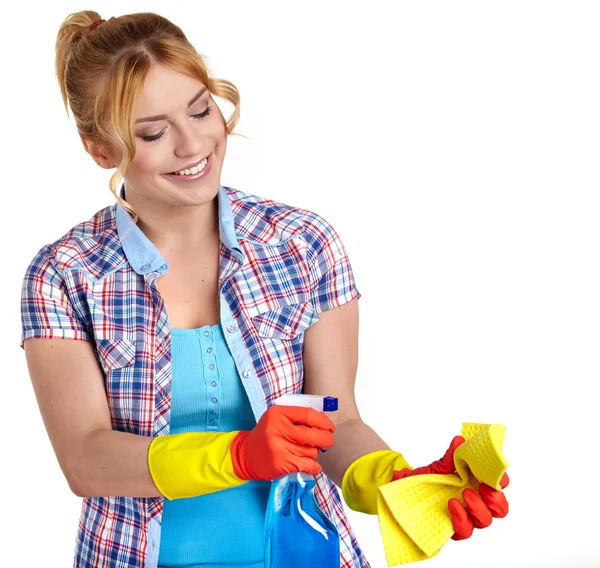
top-left (2, 1), bottom-right (599, 567)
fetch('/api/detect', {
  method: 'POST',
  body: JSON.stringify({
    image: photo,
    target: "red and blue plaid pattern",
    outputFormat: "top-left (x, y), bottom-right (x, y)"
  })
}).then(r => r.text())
top-left (21, 185), bottom-right (368, 568)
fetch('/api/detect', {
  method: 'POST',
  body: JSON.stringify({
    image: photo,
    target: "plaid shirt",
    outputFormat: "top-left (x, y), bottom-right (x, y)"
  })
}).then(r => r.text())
top-left (21, 185), bottom-right (369, 568)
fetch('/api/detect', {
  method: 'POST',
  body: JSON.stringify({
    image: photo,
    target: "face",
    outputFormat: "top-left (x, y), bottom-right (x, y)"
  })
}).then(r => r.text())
top-left (97, 65), bottom-right (227, 211)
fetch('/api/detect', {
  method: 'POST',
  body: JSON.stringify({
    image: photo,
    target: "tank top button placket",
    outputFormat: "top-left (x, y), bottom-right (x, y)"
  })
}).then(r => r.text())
top-left (199, 327), bottom-right (220, 431)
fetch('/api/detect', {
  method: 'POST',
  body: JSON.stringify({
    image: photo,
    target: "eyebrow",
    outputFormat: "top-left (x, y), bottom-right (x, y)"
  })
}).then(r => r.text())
top-left (135, 87), bottom-right (208, 124)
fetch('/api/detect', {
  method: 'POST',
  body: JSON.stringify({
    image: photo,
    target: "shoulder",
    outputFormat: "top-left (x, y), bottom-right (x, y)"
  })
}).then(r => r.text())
top-left (224, 186), bottom-right (340, 250)
top-left (23, 204), bottom-right (119, 278)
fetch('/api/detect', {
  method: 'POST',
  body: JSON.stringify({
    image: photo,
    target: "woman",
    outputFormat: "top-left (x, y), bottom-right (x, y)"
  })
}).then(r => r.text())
top-left (20, 10), bottom-right (509, 568)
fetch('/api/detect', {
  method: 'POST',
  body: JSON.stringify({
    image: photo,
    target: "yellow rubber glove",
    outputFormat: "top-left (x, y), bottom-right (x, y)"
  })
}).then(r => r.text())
top-left (148, 431), bottom-right (245, 500)
top-left (341, 449), bottom-right (412, 515)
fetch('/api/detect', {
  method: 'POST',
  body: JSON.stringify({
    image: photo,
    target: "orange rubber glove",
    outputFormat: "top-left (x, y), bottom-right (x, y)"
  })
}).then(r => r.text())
top-left (230, 404), bottom-right (336, 479)
top-left (391, 435), bottom-right (510, 540)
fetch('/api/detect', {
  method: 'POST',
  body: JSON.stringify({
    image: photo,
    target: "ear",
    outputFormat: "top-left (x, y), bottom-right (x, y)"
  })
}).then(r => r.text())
top-left (81, 138), bottom-right (119, 169)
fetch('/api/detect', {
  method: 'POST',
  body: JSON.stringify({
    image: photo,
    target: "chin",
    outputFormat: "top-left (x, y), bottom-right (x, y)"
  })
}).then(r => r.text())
top-left (163, 178), bottom-right (220, 202)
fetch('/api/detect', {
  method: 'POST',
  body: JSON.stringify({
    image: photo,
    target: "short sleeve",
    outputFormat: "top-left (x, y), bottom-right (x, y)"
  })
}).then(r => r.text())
top-left (20, 246), bottom-right (92, 349)
top-left (304, 212), bottom-right (361, 314)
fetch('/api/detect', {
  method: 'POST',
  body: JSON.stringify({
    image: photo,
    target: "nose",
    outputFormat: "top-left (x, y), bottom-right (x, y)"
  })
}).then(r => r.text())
top-left (174, 121), bottom-right (208, 158)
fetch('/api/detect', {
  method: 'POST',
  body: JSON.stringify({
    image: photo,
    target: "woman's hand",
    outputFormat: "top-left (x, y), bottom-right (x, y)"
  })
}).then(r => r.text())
top-left (231, 405), bottom-right (336, 480)
top-left (390, 436), bottom-right (510, 540)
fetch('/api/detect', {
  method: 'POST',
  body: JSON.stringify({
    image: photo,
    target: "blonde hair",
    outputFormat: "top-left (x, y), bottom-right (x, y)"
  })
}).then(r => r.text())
top-left (55, 10), bottom-right (242, 224)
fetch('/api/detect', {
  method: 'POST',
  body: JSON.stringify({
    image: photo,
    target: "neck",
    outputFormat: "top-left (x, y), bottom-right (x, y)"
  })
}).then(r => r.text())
top-left (136, 196), bottom-right (220, 254)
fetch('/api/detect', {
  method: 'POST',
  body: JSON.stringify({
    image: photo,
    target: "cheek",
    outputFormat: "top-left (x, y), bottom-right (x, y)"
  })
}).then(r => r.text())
top-left (211, 106), bottom-right (228, 139)
top-left (130, 146), bottom-right (164, 175)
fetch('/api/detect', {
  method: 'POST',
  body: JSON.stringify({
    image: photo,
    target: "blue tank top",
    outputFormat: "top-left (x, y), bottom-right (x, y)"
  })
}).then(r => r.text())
top-left (157, 323), bottom-right (270, 568)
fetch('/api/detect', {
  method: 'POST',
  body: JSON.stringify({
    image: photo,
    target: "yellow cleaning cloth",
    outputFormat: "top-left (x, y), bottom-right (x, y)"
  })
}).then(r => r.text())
top-left (377, 423), bottom-right (508, 566)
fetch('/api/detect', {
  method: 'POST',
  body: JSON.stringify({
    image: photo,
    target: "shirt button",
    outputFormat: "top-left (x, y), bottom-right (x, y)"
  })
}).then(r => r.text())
top-left (210, 420), bottom-right (216, 425)
top-left (211, 381), bottom-right (217, 387)
top-left (203, 330), bottom-right (210, 337)
top-left (227, 324), bottom-right (236, 333)
top-left (212, 397), bottom-right (218, 403)
top-left (207, 347), bottom-right (212, 353)
top-left (242, 369), bottom-right (252, 378)
top-left (211, 411), bottom-right (218, 416)
top-left (209, 364), bottom-right (215, 370)
top-left (141, 264), bottom-right (150, 271)
top-left (284, 325), bottom-right (292, 334)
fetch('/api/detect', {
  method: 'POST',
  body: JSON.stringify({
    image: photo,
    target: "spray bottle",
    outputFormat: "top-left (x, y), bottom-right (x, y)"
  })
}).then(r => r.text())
top-left (264, 394), bottom-right (341, 568)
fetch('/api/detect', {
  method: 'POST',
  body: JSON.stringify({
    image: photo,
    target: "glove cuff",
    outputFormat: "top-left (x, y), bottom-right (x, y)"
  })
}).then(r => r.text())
top-left (341, 449), bottom-right (412, 515)
top-left (148, 430), bottom-right (247, 500)
top-left (229, 430), bottom-right (254, 480)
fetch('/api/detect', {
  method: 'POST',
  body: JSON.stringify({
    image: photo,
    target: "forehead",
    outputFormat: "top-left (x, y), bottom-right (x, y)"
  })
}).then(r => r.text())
top-left (135, 65), bottom-right (206, 116)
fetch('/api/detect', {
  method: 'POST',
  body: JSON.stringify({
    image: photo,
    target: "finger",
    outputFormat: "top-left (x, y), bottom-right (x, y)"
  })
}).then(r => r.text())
top-left (391, 467), bottom-right (413, 481)
top-left (297, 457), bottom-right (322, 476)
top-left (280, 406), bottom-right (336, 433)
top-left (402, 435), bottom-right (466, 478)
top-left (463, 488), bottom-right (493, 528)
top-left (448, 498), bottom-right (473, 540)
top-left (393, 466), bottom-right (424, 479)
top-left (500, 472), bottom-right (510, 489)
top-left (285, 423), bottom-right (336, 450)
top-left (287, 442), bottom-right (320, 461)
top-left (478, 482), bottom-right (509, 518)
top-left (391, 435), bottom-right (466, 481)
top-left (428, 435), bottom-right (466, 474)
top-left (391, 464), bottom-right (438, 479)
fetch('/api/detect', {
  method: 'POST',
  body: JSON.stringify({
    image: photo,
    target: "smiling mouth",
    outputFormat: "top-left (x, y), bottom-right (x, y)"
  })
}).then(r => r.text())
top-left (168, 153), bottom-right (211, 175)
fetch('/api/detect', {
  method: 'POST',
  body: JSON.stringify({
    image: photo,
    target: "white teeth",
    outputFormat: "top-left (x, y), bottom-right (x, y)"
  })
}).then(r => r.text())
top-left (175, 157), bottom-right (208, 176)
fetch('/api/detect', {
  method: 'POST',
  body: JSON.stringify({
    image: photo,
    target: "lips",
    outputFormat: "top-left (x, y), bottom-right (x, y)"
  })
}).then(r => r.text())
top-left (163, 152), bottom-right (213, 182)
top-left (168, 153), bottom-right (211, 174)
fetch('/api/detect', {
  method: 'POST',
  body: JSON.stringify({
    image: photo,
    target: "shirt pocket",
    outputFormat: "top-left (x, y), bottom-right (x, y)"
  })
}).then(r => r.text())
top-left (251, 302), bottom-right (319, 340)
top-left (95, 337), bottom-right (137, 375)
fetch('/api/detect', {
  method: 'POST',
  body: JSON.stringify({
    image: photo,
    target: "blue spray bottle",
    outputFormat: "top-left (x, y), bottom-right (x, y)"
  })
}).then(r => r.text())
top-left (264, 394), bottom-right (341, 568)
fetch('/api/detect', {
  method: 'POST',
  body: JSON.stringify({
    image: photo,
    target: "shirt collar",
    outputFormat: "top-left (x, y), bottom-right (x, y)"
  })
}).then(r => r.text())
top-left (115, 182), bottom-right (244, 275)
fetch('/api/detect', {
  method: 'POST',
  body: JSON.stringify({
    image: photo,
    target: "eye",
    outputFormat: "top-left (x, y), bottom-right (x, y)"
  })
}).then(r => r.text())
top-left (192, 105), bottom-right (212, 120)
top-left (140, 106), bottom-right (213, 143)
top-left (141, 131), bottom-right (165, 143)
